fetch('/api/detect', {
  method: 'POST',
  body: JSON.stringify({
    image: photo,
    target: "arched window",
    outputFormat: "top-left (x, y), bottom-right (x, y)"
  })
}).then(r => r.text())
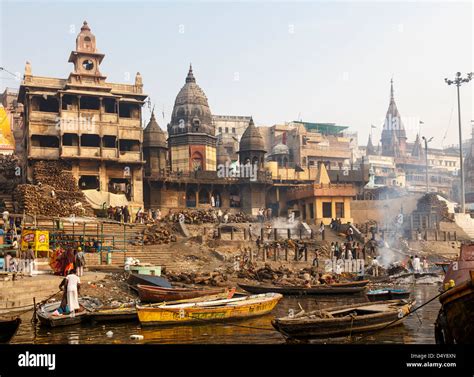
top-left (199, 188), bottom-right (210, 204)
top-left (191, 151), bottom-right (203, 171)
top-left (186, 189), bottom-right (196, 207)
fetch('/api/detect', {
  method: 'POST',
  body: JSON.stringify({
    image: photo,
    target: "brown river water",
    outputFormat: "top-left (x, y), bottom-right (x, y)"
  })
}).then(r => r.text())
top-left (11, 284), bottom-right (441, 345)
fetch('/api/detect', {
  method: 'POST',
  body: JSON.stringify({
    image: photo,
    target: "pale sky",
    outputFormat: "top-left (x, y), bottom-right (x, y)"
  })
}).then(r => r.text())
top-left (1, 0), bottom-right (473, 149)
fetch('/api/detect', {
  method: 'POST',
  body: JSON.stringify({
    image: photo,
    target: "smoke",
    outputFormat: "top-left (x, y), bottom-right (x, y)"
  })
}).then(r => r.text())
top-left (376, 246), bottom-right (405, 268)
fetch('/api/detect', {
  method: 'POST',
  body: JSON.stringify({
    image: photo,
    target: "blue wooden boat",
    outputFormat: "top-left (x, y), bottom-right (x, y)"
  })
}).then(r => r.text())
top-left (127, 272), bottom-right (172, 290)
top-left (367, 288), bottom-right (410, 302)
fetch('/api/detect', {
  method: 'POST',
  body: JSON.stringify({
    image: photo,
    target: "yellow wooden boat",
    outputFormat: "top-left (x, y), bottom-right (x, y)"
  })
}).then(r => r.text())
top-left (137, 293), bottom-right (282, 326)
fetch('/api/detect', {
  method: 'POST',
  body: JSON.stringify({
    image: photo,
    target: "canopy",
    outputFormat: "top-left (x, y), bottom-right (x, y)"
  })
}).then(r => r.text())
top-left (82, 189), bottom-right (130, 209)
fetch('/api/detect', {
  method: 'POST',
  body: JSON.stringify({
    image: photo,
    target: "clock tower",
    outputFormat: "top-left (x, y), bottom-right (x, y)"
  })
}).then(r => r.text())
top-left (67, 21), bottom-right (107, 86)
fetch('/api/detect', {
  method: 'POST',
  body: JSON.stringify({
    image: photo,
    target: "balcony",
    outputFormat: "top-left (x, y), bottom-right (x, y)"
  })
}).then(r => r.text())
top-left (29, 146), bottom-right (59, 159)
top-left (61, 146), bottom-right (79, 158)
top-left (29, 123), bottom-right (59, 136)
top-left (102, 148), bottom-right (118, 159)
top-left (80, 147), bottom-right (100, 158)
top-left (119, 118), bottom-right (141, 128)
top-left (30, 111), bottom-right (58, 125)
top-left (119, 151), bottom-right (141, 162)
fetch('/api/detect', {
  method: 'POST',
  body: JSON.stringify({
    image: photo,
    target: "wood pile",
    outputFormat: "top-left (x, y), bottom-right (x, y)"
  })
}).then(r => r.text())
top-left (165, 209), bottom-right (254, 224)
top-left (237, 264), bottom-right (345, 285)
top-left (13, 161), bottom-right (94, 217)
top-left (0, 154), bottom-right (20, 193)
top-left (164, 271), bottom-right (228, 286)
top-left (415, 193), bottom-right (450, 221)
top-left (134, 223), bottom-right (178, 245)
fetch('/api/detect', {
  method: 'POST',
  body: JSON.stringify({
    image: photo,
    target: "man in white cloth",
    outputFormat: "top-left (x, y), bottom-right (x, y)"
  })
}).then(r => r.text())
top-left (66, 269), bottom-right (81, 313)
top-left (371, 256), bottom-right (380, 277)
top-left (413, 255), bottom-right (422, 273)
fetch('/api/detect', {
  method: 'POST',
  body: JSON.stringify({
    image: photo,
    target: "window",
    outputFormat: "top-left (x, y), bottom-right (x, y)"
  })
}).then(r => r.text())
top-left (225, 127), bottom-right (229, 133)
top-left (322, 202), bottom-right (332, 218)
top-left (82, 59), bottom-right (94, 71)
top-left (336, 203), bottom-right (344, 218)
top-left (219, 127), bottom-right (222, 133)
top-left (309, 203), bottom-right (314, 219)
top-left (80, 96), bottom-right (100, 110)
top-left (232, 128), bottom-right (235, 134)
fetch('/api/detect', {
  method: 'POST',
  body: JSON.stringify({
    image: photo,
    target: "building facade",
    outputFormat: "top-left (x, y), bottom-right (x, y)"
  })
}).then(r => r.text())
top-left (17, 21), bottom-right (147, 205)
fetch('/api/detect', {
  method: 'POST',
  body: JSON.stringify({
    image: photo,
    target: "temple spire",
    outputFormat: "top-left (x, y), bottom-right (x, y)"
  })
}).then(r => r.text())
top-left (186, 63), bottom-right (196, 83)
top-left (390, 78), bottom-right (394, 102)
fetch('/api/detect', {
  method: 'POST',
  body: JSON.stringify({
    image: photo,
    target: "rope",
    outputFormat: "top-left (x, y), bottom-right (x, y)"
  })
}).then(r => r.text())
top-left (354, 289), bottom-right (446, 342)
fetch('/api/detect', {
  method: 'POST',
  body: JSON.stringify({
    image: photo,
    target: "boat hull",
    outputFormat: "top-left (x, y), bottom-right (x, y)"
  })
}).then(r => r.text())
top-left (435, 271), bottom-right (474, 344)
top-left (238, 282), bottom-right (367, 295)
top-left (272, 300), bottom-right (413, 339)
top-left (0, 317), bottom-right (21, 343)
top-left (137, 285), bottom-right (228, 303)
top-left (127, 273), bottom-right (172, 289)
top-left (137, 293), bottom-right (282, 326)
top-left (89, 305), bottom-right (137, 322)
top-left (367, 289), bottom-right (410, 302)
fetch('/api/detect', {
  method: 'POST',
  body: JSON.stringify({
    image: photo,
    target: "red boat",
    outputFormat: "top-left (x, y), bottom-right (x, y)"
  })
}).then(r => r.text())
top-left (137, 284), bottom-right (234, 303)
top-left (435, 243), bottom-right (474, 344)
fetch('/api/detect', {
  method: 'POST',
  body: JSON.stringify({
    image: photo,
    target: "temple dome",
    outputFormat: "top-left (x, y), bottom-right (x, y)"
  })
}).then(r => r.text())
top-left (144, 111), bottom-right (167, 149)
top-left (239, 118), bottom-right (266, 153)
top-left (168, 65), bottom-right (214, 136)
top-left (272, 143), bottom-right (289, 155)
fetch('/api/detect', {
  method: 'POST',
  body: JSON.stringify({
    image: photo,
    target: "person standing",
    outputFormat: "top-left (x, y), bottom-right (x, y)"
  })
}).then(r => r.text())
top-left (330, 242), bottom-right (335, 260)
top-left (248, 223), bottom-right (253, 241)
top-left (65, 269), bottom-right (81, 313)
top-left (25, 244), bottom-right (35, 276)
top-left (256, 236), bottom-right (262, 258)
top-left (422, 257), bottom-right (429, 272)
top-left (75, 247), bottom-right (86, 277)
top-left (334, 242), bottom-right (340, 259)
top-left (413, 255), bottom-right (421, 273)
top-left (123, 205), bottom-right (130, 224)
top-left (371, 256), bottom-right (380, 277)
top-left (319, 222), bottom-right (325, 240)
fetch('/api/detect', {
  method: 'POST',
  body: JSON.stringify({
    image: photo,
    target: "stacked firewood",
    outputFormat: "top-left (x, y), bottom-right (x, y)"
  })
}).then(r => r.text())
top-left (134, 223), bottom-right (178, 245)
top-left (416, 193), bottom-right (450, 220)
top-left (165, 270), bottom-right (228, 286)
top-left (0, 154), bottom-right (20, 193)
top-left (14, 161), bottom-right (93, 217)
top-left (165, 209), bottom-right (254, 224)
top-left (237, 264), bottom-right (344, 285)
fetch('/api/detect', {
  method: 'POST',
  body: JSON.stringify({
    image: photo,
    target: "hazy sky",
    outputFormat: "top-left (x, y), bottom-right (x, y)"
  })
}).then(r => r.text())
top-left (1, 0), bottom-right (472, 148)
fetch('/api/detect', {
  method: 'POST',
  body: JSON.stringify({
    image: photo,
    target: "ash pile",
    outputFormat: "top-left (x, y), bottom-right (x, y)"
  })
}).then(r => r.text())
top-left (14, 161), bottom-right (94, 216)
top-left (164, 270), bottom-right (229, 286)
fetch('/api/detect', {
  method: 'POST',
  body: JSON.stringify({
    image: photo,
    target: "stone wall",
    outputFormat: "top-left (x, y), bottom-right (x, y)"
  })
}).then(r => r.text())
top-left (351, 194), bottom-right (422, 225)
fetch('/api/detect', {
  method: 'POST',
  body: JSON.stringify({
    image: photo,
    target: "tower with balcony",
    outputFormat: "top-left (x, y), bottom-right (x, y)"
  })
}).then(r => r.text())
top-left (17, 21), bottom-right (148, 206)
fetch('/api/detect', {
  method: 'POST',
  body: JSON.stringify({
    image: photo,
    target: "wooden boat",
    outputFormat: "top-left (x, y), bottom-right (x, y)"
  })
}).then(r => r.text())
top-left (89, 303), bottom-right (137, 322)
top-left (435, 243), bottom-right (474, 344)
top-left (137, 293), bottom-right (282, 326)
top-left (137, 284), bottom-right (231, 303)
top-left (238, 280), bottom-right (368, 295)
top-left (36, 297), bottom-right (101, 327)
top-left (367, 288), bottom-right (410, 302)
top-left (127, 273), bottom-right (172, 290)
top-left (0, 317), bottom-right (21, 343)
top-left (272, 299), bottom-right (415, 339)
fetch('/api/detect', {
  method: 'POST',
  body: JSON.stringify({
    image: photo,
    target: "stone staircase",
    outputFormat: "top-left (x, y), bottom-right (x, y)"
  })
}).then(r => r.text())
top-left (454, 214), bottom-right (474, 240)
top-left (0, 275), bottom-right (62, 313)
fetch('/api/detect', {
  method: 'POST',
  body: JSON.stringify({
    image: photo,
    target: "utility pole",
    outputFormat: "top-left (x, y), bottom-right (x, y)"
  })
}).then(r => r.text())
top-left (422, 136), bottom-right (433, 193)
top-left (445, 72), bottom-right (473, 213)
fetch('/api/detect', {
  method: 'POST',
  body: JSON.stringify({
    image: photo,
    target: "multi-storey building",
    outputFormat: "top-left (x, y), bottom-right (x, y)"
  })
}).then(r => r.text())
top-left (17, 21), bottom-right (147, 206)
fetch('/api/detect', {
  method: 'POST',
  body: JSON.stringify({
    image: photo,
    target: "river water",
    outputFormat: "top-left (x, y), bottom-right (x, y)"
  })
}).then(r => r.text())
top-left (11, 284), bottom-right (441, 345)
